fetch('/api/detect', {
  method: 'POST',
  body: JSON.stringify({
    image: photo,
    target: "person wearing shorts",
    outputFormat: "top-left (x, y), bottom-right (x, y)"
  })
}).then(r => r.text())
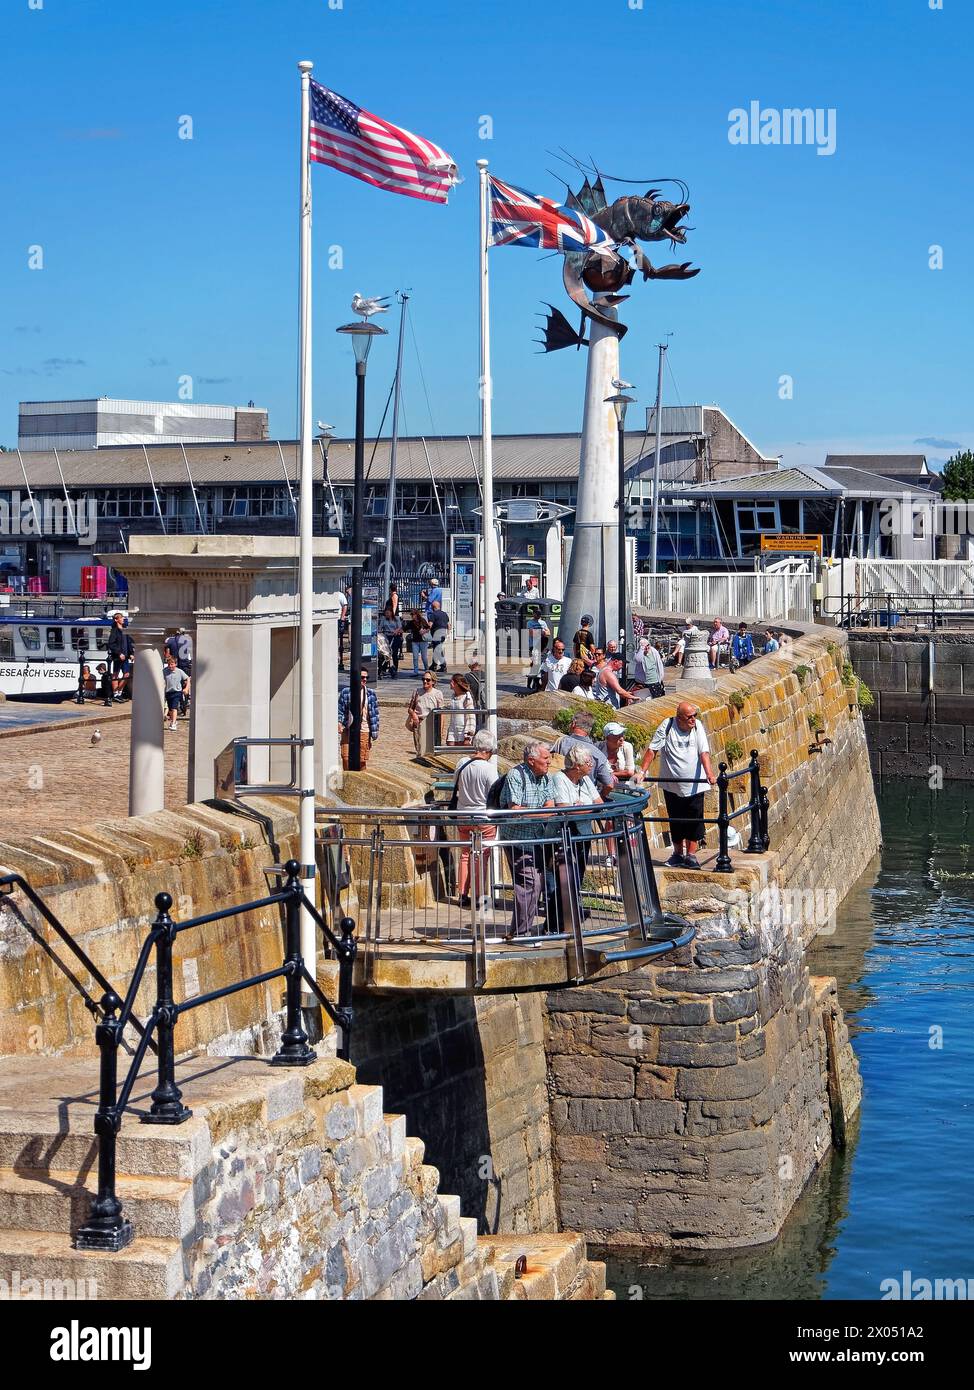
top-left (163, 654), bottom-right (188, 731)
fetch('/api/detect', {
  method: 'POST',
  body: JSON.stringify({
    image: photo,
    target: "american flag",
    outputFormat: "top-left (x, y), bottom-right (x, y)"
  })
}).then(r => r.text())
top-left (309, 80), bottom-right (458, 204)
top-left (487, 175), bottom-right (615, 255)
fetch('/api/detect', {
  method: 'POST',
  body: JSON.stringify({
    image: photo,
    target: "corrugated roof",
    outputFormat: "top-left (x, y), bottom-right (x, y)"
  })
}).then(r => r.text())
top-left (672, 466), bottom-right (838, 496)
top-left (0, 432), bottom-right (688, 489)
top-left (824, 453), bottom-right (927, 475)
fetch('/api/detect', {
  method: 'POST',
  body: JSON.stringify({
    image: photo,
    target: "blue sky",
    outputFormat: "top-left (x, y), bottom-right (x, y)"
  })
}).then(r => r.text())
top-left (2, 0), bottom-right (971, 469)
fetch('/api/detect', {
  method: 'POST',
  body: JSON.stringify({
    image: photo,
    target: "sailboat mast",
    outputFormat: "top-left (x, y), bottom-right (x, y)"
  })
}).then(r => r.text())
top-left (381, 291), bottom-right (409, 602)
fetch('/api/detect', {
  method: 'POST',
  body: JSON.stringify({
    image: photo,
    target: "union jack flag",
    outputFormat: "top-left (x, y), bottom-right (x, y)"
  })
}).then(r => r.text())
top-left (309, 80), bottom-right (458, 204)
top-left (487, 175), bottom-right (615, 255)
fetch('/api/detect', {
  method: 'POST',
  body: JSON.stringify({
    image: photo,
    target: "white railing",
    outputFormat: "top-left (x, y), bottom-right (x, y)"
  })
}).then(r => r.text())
top-left (634, 570), bottom-right (814, 623)
top-left (846, 559), bottom-right (974, 599)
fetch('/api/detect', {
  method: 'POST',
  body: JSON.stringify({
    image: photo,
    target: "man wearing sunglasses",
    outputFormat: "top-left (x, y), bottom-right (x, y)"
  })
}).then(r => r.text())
top-left (635, 701), bottom-right (716, 869)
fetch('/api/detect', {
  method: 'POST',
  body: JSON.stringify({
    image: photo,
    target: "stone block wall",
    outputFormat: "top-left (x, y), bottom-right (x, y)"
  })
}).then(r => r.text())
top-left (543, 868), bottom-right (859, 1249)
top-left (350, 991), bottom-right (556, 1236)
top-left (849, 632), bottom-right (974, 778)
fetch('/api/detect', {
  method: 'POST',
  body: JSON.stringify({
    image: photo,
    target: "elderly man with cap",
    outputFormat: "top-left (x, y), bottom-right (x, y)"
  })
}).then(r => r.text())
top-left (599, 721), bottom-right (635, 781)
top-left (635, 700), bottom-right (717, 869)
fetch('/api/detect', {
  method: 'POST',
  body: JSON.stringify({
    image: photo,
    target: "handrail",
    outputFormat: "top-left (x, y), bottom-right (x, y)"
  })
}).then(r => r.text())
top-left (0, 861), bottom-right (356, 1254)
top-left (0, 871), bottom-right (156, 1052)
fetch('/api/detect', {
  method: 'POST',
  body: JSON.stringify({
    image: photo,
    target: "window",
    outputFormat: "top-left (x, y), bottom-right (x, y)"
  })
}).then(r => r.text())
top-left (734, 500), bottom-right (781, 556)
top-left (0, 632), bottom-right (13, 659)
top-left (46, 627), bottom-right (65, 650)
top-left (19, 625), bottom-right (41, 652)
top-left (218, 487), bottom-right (290, 519)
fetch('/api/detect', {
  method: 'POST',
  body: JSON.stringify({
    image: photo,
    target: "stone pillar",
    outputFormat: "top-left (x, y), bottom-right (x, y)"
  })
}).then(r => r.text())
top-left (129, 626), bottom-right (166, 816)
top-left (313, 621), bottom-right (340, 794)
top-left (559, 311), bottom-right (622, 648)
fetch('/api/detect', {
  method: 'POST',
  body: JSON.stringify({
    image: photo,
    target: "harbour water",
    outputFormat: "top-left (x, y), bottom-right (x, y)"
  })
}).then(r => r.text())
top-left (606, 778), bottom-right (974, 1300)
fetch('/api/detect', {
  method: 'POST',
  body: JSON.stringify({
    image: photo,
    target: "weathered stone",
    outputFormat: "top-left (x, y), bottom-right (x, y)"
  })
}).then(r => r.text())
top-left (551, 1055), bottom-right (635, 1099)
top-left (712, 989), bottom-right (759, 1023)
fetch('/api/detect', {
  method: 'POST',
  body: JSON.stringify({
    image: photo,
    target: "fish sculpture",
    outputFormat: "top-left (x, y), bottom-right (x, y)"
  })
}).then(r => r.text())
top-left (537, 166), bottom-right (700, 351)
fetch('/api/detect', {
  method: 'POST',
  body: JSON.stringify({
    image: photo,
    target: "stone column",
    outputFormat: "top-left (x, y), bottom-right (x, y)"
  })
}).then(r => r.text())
top-left (129, 626), bottom-right (166, 816)
top-left (560, 310), bottom-right (623, 648)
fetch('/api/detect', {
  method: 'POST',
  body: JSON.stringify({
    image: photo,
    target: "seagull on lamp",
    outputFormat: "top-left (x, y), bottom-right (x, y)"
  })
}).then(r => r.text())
top-left (351, 293), bottom-right (391, 321)
top-left (316, 421), bottom-right (335, 437)
top-left (611, 377), bottom-right (634, 391)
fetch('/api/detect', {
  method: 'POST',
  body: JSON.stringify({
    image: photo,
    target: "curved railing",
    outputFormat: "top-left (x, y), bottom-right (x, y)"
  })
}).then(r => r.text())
top-left (315, 786), bottom-right (693, 988)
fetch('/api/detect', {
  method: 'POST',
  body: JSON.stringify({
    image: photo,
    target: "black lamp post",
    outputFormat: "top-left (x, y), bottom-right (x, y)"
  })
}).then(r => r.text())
top-left (336, 320), bottom-right (386, 770)
top-left (605, 389), bottom-right (636, 682)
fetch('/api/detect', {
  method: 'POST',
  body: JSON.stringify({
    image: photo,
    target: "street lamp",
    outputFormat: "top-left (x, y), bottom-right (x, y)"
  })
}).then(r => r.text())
top-left (605, 389), bottom-right (636, 682)
top-left (336, 321), bottom-right (387, 770)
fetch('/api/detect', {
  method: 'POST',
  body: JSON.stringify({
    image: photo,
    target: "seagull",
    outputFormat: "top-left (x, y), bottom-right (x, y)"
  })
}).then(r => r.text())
top-left (351, 293), bottom-right (391, 321)
top-left (611, 377), bottom-right (634, 391)
top-left (90, 728), bottom-right (102, 745)
top-left (316, 421), bottom-right (335, 436)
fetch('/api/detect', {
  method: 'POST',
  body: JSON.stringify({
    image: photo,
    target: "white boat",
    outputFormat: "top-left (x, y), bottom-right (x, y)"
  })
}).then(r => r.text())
top-left (0, 616), bottom-right (116, 697)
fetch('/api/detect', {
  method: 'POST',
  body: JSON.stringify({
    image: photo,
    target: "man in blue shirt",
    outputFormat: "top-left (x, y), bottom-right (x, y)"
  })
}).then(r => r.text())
top-left (731, 622), bottom-right (755, 667)
top-left (764, 629), bottom-right (780, 654)
top-left (500, 740), bottom-right (555, 937)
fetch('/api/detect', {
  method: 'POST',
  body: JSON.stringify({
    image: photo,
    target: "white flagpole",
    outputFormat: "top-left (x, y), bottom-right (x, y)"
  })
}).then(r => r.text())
top-left (296, 60), bottom-right (317, 994)
top-left (477, 160), bottom-right (498, 734)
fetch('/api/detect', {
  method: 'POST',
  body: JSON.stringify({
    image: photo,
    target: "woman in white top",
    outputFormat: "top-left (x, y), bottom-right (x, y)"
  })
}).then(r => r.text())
top-left (406, 671), bottom-right (444, 753)
top-left (445, 673), bottom-right (477, 745)
top-left (453, 730), bottom-right (499, 907)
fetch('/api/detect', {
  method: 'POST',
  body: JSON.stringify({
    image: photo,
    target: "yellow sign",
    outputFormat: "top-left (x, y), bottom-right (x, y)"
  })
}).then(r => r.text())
top-left (760, 533), bottom-right (823, 555)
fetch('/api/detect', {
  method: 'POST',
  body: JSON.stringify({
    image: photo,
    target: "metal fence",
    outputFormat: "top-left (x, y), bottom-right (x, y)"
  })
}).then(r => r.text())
top-left (635, 570), bottom-right (814, 623)
top-left (316, 791), bottom-right (680, 989)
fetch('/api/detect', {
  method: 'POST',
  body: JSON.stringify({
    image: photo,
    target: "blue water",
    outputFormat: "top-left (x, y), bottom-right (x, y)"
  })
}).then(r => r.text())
top-left (606, 778), bottom-right (974, 1299)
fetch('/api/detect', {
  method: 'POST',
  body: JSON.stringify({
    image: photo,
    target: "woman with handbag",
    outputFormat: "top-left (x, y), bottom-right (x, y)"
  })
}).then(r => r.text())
top-left (406, 671), bottom-right (443, 753)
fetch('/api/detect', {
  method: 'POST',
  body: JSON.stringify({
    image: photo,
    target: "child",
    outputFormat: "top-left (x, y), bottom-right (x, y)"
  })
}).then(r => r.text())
top-left (162, 654), bottom-right (188, 731)
top-left (97, 662), bottom-right (113, 707)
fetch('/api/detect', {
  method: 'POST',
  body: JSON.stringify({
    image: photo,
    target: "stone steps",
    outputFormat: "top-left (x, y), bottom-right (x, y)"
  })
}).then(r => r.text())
top-left (480, 1232), bottom-right (609, 1301)
top-left (0, 1167), bottom-right (196, 1241)
top-left (0, 1228), bottom-right (184, 1300)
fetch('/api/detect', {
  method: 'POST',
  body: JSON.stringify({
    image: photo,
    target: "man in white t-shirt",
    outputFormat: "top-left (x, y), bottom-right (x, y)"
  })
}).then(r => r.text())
top-left (635, 701), bottom-right (716, 869)
top-left (540, 637), bottom-right (571, 692)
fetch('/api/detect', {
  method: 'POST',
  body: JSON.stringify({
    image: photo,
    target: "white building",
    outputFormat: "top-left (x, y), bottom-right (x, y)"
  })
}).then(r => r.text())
top-left (18, 397), bottom-right (268, 452)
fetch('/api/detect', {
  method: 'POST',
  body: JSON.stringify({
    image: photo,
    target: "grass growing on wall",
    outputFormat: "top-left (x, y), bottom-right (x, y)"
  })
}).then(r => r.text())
top-left (552, 703), bottom-right (651, 751)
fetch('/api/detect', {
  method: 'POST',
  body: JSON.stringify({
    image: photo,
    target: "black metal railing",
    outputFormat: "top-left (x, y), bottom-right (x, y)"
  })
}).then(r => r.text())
top-left (638, 749), bottom-right (770, 872)
top-left (829, 590), bottom-right (974, 630)
top-left (0, 872), bottom-right (155, 1052)
top-left (2, 861), bottom-right (356, 1254)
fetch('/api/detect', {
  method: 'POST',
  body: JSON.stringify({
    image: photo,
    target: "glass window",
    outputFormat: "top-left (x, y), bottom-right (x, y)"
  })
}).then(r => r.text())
top-left (70, 627), bottom-right (87, 650)
top-left (46, 627), bottom-right (65, 649)
top-left (19, 625), bottom-right (41, 652)
top-left (95, 628), bottom-right (110, 649)
top-left (0, 632), bottom-right (13, 659)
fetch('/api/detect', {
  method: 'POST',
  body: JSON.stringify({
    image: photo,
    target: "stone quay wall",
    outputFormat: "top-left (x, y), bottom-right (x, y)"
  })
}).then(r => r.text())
top-left (849, 631), bottom-right (974, 778)
top-left (543, 866), bottom-right (861, 1249)
top-left (351, 991), bottom-right (556, 1237)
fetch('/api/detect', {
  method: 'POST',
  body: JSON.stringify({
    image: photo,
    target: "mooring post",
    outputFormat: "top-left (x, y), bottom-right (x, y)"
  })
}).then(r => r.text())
top-left (715, 764), bottom-right (733, 873)
top-left (75, 991), bottom-right (134, 1251)
top-left (746, 749), bottom-right (764, 853)
top-left (144, 892), bottom-right (192, 1124)
top-left (272, 859), bottom-right (317, 1067)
